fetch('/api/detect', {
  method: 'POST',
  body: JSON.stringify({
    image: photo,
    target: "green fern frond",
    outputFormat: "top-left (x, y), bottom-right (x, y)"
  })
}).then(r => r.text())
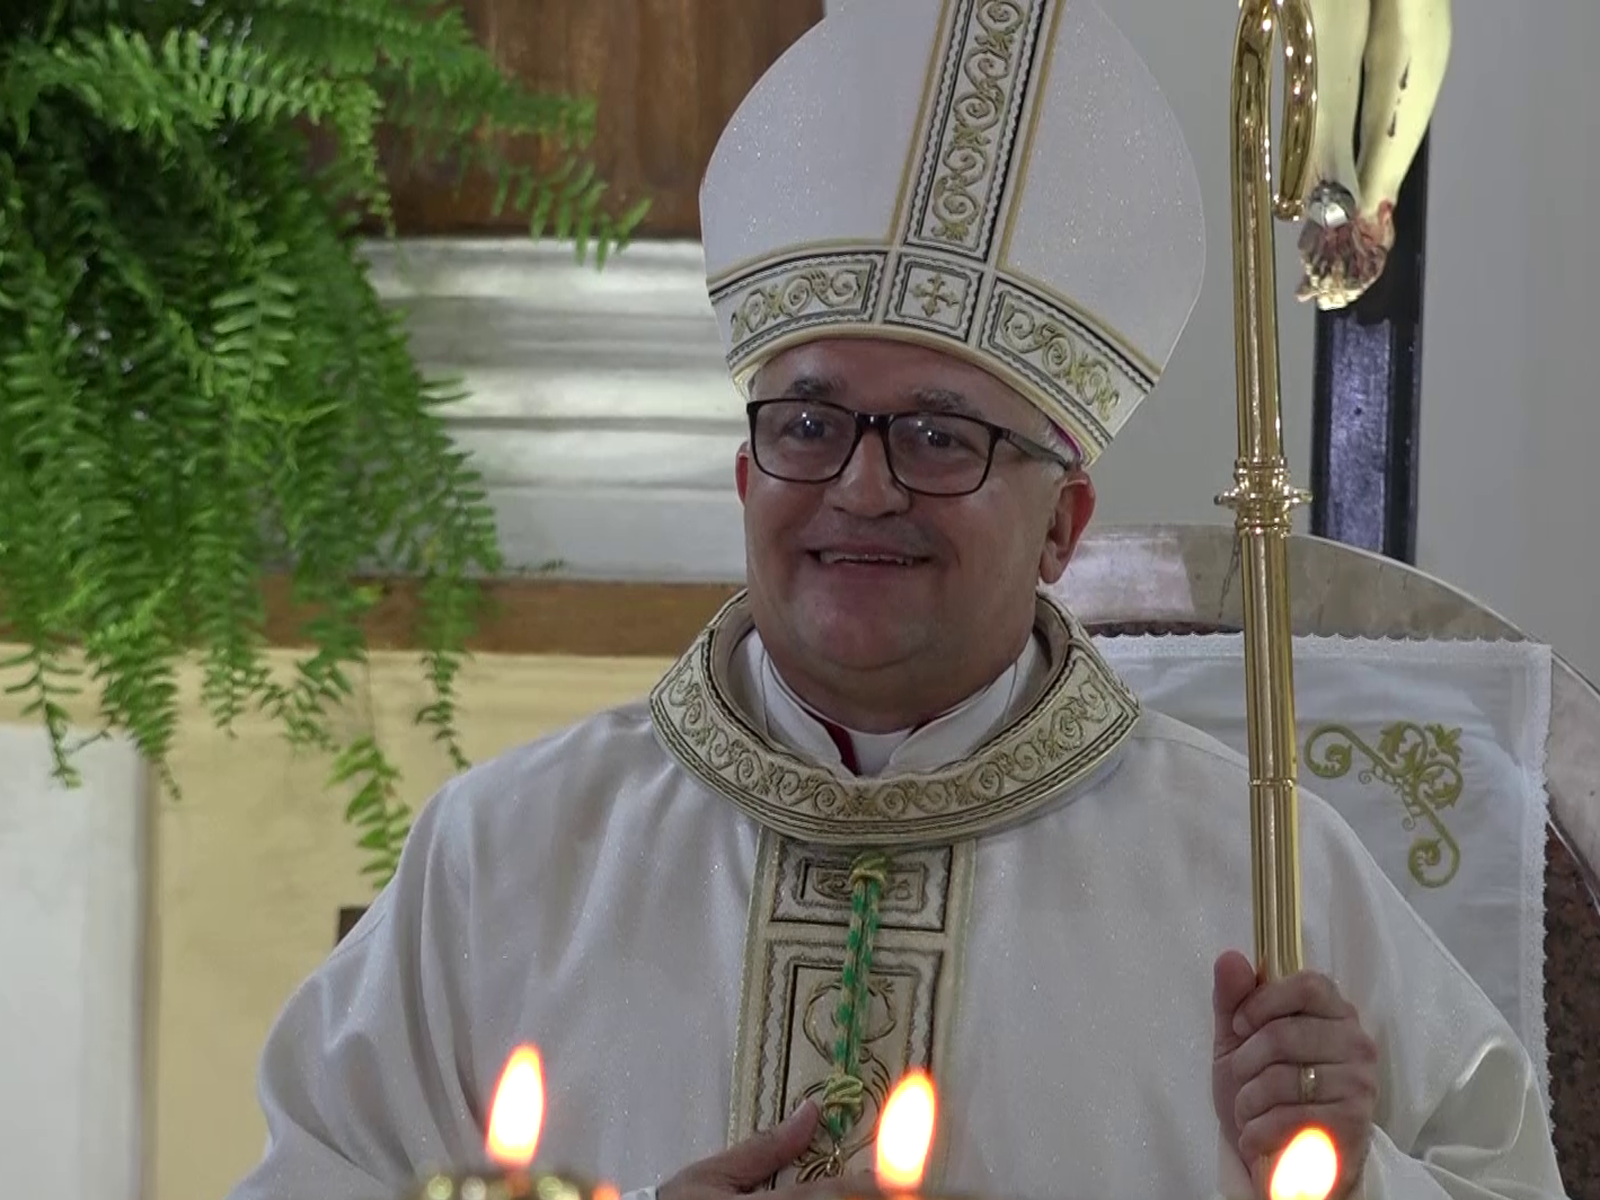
top-left (0, 0), bottom-right (650, 886)
top-left (4, 27), bottom-right (336, 145)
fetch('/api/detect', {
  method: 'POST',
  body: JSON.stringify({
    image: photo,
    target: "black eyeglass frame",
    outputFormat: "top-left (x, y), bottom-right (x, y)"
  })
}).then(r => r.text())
top-left (745, 398), bottom-right (1077, 497)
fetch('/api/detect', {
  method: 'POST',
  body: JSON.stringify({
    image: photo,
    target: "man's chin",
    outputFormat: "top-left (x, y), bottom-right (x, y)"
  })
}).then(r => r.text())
top-left (792, 611), bottom-right (928, 674)
top-left (760, 565), bottom-right (939, 662)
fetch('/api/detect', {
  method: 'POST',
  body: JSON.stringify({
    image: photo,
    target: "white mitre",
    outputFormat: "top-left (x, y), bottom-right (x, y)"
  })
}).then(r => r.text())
top-left (698, 0), bottom-right (1205, 463)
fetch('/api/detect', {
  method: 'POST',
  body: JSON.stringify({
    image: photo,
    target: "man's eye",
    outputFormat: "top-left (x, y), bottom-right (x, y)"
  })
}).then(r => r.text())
top-left (784, 414), bottom-right (837, 439)
top-left (909, 421), bottom-right (980, 454)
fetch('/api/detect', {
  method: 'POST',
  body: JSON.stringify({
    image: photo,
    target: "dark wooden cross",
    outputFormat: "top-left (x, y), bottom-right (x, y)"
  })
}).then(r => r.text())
top-left (1308, 134), bottom-right (1432, 566)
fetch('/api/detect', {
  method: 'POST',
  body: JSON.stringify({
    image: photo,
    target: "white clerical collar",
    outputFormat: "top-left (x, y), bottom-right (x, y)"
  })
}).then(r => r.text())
top-left (740, 631), bottom-right (1048, 777)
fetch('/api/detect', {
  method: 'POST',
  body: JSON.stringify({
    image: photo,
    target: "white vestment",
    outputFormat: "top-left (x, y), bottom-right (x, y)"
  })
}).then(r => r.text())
top-left (227, 595), bottom-right (1566, 1200)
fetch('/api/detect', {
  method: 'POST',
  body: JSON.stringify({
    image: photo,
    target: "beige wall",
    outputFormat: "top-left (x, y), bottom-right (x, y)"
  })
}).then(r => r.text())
top-left (3, 646), bottom-right (671, 1200)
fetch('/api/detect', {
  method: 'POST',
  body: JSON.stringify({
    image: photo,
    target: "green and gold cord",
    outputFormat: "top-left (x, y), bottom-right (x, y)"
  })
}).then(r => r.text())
top-left (819, 850), bottom-right (891, 1152)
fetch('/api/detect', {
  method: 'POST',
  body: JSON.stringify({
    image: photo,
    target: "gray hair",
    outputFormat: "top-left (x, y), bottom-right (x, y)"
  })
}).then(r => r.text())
top-left (1033, 414), bottom-right (1080, 474)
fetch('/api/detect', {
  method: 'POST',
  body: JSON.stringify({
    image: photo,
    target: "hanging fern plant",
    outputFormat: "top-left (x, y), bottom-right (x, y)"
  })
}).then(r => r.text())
top-left (0, 0), bottom-right (648, 884)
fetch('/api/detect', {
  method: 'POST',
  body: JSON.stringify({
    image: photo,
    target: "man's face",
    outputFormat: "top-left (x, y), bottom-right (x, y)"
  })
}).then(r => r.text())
top-left (735, 338), bottom-right (1096, 685)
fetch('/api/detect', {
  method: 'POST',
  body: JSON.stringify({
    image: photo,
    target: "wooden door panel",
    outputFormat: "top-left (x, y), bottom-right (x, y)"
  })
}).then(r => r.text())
top-left (385, 0), bottom-right (824, 239)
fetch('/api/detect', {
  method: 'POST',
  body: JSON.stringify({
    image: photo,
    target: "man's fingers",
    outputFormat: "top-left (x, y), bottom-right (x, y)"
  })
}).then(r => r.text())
top-left (1233, 971), bottom-right (1350, 1037)
top-left (1212, 951), bottom-right (1258, 1049)
top-left (702, 1101), bottom-right (822, 1190)
top-left (1238, 1102), bottom-right (1361, 1166)
top-left (1233, 1061), bottom-right (1377, 1128)
top-left (1229, 1016), bottom-right (1358, 1081)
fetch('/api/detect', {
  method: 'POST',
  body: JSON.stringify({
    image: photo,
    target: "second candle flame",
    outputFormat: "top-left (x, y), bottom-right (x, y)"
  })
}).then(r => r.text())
top-left (874, 1071), bottom-right (937, 1190)
top-left (486, 1045), bottom-right (545, 1169)
top-left (1269, 1127), bottom-right (1339, 1200)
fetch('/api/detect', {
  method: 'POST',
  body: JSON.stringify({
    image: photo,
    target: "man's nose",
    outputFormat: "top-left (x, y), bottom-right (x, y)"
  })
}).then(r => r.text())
top-left (826, 429), bottom-right (910, 515)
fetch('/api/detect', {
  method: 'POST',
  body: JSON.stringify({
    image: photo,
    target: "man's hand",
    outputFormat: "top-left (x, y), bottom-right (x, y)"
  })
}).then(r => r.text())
top-left (658, 1101), bottom-right (876, 1200)
top-left (1212, 950), bottom-right (1379, 1197)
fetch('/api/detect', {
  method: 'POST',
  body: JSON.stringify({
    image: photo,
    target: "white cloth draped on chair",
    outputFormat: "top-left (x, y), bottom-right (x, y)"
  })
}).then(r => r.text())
top-left (1099, 634), bottom-right (1554, 1117)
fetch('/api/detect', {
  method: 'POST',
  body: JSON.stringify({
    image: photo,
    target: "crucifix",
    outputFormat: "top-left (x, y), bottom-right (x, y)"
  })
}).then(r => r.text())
top-left (1298, 0), bottom-right (1452, 565)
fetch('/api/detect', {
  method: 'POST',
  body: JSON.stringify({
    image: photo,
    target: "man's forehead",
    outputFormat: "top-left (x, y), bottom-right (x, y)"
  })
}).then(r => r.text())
top-left (753, 341), bottom-right (1009, 412)
top-left (776, 371), bottom-right (982, 416)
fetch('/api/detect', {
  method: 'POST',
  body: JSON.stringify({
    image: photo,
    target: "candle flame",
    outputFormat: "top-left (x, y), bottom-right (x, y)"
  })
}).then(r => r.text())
top-left (1269, 1127), bottom-right (1339, 1200)
top-left (875, 1070), bottom-right (937, 1189)
top-left (486, 1045), bottom-right (545, 1169)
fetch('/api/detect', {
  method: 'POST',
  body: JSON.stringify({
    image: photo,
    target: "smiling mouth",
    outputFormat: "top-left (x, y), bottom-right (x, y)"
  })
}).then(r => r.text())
top-left (810, 551), bottom-right (930, 567)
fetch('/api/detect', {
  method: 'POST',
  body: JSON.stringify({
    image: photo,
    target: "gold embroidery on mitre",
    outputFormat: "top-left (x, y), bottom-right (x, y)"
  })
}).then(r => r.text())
top-left (907, 0), bottom-right (1049, 259)
top-left (986, 286), bottom-right (1128, 420)
top-left (712, 245), bottom-right (1154, 460)
top-left (886, 254), bottom-right (984, 338)
top-left (726, 257), bottom-right (883, 348)
top-left (648, 591), bottom-right (1141, 847)
top-left (912, 271), bottom-right (961, 317)
top-left (1305, 720), bottom-right (1467, 888)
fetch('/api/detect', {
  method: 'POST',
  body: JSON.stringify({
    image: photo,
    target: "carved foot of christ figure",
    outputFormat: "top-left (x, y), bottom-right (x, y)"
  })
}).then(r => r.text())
top-left (1295, 184), bottom-right (1397, 312)
top-left (1295, 0), bottom-right (1453, 312)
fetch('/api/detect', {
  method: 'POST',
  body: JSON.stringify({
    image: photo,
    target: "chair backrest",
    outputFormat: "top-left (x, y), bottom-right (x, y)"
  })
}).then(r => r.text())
top-left (1051, 524), bottom-right (1600, 1200)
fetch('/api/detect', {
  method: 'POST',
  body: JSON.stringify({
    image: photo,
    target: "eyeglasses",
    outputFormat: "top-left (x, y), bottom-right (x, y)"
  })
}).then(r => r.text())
top-left (746, 398), bottom-right (1074, 497)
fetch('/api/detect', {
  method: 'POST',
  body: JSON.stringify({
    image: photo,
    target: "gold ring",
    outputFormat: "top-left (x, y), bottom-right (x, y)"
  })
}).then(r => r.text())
top-left (1298, 1064), bottom-right (1318, 1105)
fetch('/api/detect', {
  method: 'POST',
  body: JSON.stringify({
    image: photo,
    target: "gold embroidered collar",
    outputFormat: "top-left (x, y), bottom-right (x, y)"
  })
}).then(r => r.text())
top-left (648, 591), bottom-right (1141, 846)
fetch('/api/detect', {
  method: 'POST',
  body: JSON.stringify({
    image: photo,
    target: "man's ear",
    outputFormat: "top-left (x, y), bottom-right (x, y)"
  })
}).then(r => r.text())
top-left (1037, 469), bottom-right (1095, 585)
top-left (736, 442), bottom-right (752, 504)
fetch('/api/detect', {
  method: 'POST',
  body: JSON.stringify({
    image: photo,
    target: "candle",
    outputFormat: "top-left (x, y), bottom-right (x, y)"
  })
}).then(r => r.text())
top-left (409, 1043), bottom-right (618, 1200)
top-left (1269, 1127), bottom-right (1339, 1200)
top-left (875, 1070), bottom-right (938, 1191)
top-left (486, 1045), bottom-right (545, 1169)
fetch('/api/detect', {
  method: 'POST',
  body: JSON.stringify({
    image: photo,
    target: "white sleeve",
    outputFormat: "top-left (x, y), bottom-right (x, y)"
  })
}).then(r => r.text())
top-left (1350, 1097), bottom-right (1569, 1199)
top-left (225, 784), bottom-right (484, 1200)
top-left (1343, 1013), bottom-right (1567, 1199)
top-left (1267, 800), bottom-right (1569, 1200)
